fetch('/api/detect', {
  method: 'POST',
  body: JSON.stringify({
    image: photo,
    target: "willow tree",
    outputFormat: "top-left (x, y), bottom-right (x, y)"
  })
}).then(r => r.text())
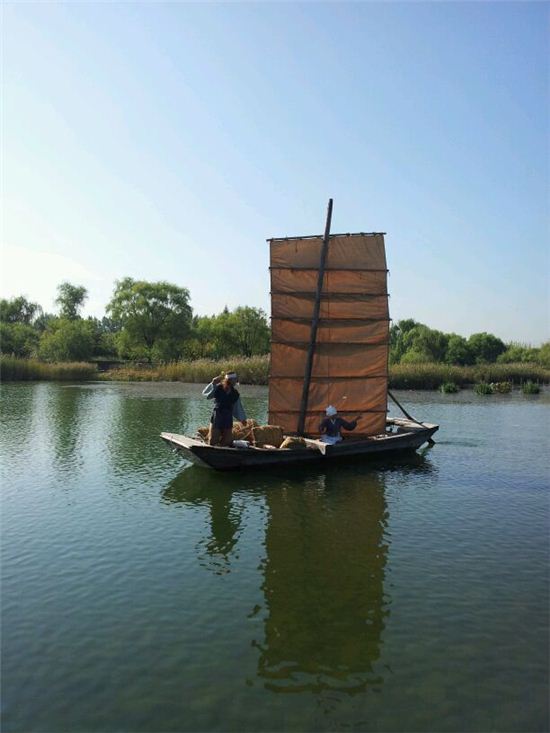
top-left (107, 278), bottom-right (193, 361)
top-left (55, 282), bottom-right (88, 320)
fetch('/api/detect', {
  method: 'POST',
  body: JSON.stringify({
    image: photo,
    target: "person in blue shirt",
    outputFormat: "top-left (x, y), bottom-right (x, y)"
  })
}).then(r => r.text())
top-left (319, 405), bottom-right (359, 445)
top-left (202, 372), bottom-right (247, 446)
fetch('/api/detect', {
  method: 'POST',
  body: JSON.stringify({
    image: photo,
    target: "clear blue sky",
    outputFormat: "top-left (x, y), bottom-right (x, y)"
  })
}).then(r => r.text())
top-left (2, 1), bottom-right (548, 343)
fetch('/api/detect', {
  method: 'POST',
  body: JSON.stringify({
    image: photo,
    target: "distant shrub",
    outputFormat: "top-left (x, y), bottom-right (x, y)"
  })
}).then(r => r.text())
top-left (492, 381), bottom-right (512, 394)
top-left (522, 381), bottom-right (540, 395)
top-left (474, 382), bottom-right (494, 395)
top-left (440, 382), bottom-right (459, 394)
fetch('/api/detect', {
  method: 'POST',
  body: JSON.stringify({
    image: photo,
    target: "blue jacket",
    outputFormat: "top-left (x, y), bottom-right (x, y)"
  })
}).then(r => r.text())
top-left (319, 416), bottom-right (358, 437)
top-left (202, 381), bottom-right (247, 421)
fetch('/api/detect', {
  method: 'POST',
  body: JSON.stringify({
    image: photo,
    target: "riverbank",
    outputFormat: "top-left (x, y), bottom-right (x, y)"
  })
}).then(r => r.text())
top-left (2, 355), bottom-right (549, 389)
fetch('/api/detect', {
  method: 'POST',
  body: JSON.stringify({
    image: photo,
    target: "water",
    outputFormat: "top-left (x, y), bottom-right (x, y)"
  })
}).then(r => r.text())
top-left (1, 382), bottom-right (548, 732)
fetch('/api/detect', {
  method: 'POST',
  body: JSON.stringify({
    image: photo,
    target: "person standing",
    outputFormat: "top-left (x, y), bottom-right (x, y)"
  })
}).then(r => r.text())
top-left (202, 372), bottom-right (247, 446)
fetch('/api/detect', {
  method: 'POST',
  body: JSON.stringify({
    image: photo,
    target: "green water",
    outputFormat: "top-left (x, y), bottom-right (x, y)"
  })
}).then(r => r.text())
top-left (1, 382), bottom-right (548, 732)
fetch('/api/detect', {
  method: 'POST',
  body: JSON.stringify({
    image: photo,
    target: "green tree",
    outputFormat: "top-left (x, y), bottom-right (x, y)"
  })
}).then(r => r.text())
top-left (39, 318), bottom-right (95, 361)
top-left (401, 325), bottom-right (448, 363)
top-left (445, 334), bottom-right (473, 365)
top-left (400, 348), bottom-right (432, 364)
top-left (186, 307), bottom-right (270, 359)
top-left (389, 319), bottom-right (421, 364)
top-left (184, 315), bottom-right (216, 359)
top-left (0, 296), bottom-right (42, 325)
top-left (497, 343), bottom-right (539, 364)
top-left (83, 317), bottom-right (120, 358)
top-left (226, 306), bottom-right (270, 357)
top-left (107, 279), bottom-right (193, 361)
top-left (468, 332), bottom-right (506, 363)
top-left (34, 312), bottom-right (56, 333)
top-left (55, 282), bottom-right (88, 320)
top-left (0, 322), bottom-right (40, 357)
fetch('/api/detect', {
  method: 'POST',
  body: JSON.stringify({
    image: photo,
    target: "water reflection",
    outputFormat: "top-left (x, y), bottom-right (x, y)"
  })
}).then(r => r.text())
top-left (41, 385), bottom-right (92, 475)
top-left (105, 388), bottom-right (192, 484)
top-left (255, 466), bottom-right (389, 695)
top-left (164, 455), bottom-right (434, 698)
top-left (163, 474), bottom-right (243, 574)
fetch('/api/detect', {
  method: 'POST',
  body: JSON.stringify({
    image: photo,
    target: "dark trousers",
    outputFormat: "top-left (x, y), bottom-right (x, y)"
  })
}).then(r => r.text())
top-left (209, 425), bottom-right (233, 446)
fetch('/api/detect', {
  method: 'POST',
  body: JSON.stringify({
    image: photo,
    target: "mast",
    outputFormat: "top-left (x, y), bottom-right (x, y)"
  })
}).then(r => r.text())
top-left (297, 198), bottom-right (333, 435)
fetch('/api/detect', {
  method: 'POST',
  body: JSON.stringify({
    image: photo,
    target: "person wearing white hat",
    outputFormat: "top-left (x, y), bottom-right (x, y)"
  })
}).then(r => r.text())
top-left (319, 405), bottom-right (359, 445)
top-left (202, 372), bottom-right (247, 446)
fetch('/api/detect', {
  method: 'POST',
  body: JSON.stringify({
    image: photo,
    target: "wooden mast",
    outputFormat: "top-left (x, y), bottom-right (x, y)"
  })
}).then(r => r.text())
top-left (297, 198), bottom-right (333, 435)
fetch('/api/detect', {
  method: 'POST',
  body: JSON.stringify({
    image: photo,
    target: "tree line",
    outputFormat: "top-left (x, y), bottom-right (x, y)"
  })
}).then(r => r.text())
top-left (390, 319), bottom-right (549, 367)
top-left (1, 279), bottom-right (548, 367)
top-left (0, 280), bottom-right (270, 363)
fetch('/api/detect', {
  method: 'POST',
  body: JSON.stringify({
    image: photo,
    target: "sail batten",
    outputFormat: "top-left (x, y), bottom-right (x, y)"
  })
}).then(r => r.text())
top-left (268, 232), bottom-right (389, 437)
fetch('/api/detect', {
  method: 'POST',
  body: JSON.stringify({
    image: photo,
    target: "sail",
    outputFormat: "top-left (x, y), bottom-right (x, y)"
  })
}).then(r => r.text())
top-left (268, 233), bottom-right (389, 436)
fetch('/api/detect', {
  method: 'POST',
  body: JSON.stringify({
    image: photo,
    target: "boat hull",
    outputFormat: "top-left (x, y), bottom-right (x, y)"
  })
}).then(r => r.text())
top-left (161, 419), bottom-right (438, 471)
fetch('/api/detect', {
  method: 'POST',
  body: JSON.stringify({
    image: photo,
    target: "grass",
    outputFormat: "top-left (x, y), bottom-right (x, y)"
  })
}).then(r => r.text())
top-left (0, 356), bottom-right (97, 381)
top-left (522, 381), bottom-right (541, 395)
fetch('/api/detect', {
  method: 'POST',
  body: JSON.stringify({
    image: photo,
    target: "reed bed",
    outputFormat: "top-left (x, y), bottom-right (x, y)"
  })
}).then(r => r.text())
top-left (3, 354), bottom-right (548, 390)
top-left (1, 356), bottom-right (97, 381)
top-left (388, 363), bottom-right (550, 390)
top-left (101, 355), bottom-right (270, 385)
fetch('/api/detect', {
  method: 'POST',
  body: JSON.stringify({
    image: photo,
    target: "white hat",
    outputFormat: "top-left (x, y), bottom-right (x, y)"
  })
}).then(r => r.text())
top-left (326, 405), bottom-right (337, 417)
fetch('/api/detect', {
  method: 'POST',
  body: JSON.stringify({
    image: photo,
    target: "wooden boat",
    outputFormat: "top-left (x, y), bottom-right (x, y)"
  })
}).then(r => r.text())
top-left (162, 199), bottom-right (438, 471)
top-left (161, 418), bottom-right (438, 470)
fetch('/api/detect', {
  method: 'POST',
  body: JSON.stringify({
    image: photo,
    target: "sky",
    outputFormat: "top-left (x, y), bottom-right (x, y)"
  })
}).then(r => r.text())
top-left (2, 1), bottom-right (548, 343)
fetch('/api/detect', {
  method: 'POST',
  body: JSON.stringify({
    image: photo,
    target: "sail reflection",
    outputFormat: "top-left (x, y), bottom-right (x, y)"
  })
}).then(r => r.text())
top-left (255, 466), bottom-right (390, 695)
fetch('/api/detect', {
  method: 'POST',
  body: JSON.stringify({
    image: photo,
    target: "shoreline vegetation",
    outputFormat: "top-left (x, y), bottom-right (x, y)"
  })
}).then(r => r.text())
top-left (2, 355), bottom-right (548, 391)
top-left (2, 289), bottom-right (549, 395)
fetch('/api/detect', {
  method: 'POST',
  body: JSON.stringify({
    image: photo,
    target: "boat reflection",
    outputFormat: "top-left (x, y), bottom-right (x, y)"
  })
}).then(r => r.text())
top-left (163, 454), bottom-right (434, 694)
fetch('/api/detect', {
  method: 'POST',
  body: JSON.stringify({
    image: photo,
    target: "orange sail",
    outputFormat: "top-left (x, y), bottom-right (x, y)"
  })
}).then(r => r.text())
top-left (268, 233), bottom-right (389, 436)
